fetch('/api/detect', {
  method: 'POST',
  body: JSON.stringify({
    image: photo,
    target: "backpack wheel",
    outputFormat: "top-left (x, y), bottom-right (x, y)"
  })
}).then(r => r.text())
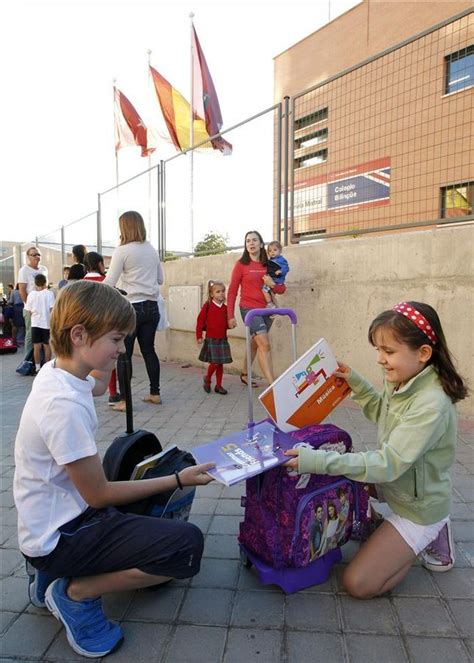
top-left (240, 547), bottom-right (252, 569)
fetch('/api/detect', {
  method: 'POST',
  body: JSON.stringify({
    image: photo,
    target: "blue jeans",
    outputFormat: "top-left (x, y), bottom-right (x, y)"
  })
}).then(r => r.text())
top-left (122, 300), bottom-right (160, 395)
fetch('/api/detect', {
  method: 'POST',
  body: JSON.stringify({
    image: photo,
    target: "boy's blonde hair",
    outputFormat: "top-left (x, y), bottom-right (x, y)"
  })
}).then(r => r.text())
top-left (50, 281), bottom-right (136, 358)
top-left (119, 210), bottom-right (147, 245)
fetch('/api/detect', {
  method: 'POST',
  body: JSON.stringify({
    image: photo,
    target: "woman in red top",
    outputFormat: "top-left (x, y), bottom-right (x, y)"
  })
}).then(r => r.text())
top-left (196, 280), bottom-right (232, 394)
top-left (227, 230), bottom-right (275, 386)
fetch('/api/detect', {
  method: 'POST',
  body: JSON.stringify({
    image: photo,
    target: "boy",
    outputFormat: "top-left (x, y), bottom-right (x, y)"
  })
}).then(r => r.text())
top-left (58, 266), bottom-right (70, 289)
top-left (24, 273), bottom-right (55, 373)
top-left (262, 240), bottom-right (290, 308)
top-left (14, 281), bottom-right (214, 658)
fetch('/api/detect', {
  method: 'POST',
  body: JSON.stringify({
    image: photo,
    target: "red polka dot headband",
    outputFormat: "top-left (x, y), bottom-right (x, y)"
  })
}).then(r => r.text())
top-left (392, 303), bottom-right (438, 344)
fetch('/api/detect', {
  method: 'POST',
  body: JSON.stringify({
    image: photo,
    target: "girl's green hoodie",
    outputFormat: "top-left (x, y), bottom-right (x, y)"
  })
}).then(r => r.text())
top-left (298, 365), bottom-right (457, 525)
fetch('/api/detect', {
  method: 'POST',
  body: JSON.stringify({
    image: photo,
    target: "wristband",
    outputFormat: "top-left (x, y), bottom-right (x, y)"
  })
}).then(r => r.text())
top-left (174, 470), bottom-right (183, 490)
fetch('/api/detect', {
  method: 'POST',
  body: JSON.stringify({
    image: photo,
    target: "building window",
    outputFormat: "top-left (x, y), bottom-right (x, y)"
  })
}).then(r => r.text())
top-left (440, 182), bottom-right (473, 218)
top-left (295, 149), bottom-right (328, 169)
top-left (445, 45), bottom-right (474, 94)
top-left (294, 128), bottom-right (328, 150)
top-left (294, 107), bottom-right (328, 130)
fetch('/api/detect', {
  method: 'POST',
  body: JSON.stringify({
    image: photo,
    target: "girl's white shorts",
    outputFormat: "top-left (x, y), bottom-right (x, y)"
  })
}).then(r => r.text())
top-left (385, 512), bottom-right (450, 555)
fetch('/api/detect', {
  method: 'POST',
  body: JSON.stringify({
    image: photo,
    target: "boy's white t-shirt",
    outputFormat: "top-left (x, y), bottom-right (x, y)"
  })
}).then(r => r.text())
top-left (25, 289), bottom-right (55, 329)
top-left (13, 361), bottom-right (98, 557)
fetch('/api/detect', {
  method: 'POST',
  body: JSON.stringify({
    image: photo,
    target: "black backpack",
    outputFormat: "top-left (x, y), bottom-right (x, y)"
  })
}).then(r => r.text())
top-left (102, 435), bottom-right (197, 519)
top-left (102, 353), bottom-right (197, 520)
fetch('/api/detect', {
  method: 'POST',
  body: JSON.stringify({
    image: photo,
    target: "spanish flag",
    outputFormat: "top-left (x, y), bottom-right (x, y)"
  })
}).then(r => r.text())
top-left (149, 65), bottom-right (212, 152)
top-left (114, 86), bottom-right (155, 157)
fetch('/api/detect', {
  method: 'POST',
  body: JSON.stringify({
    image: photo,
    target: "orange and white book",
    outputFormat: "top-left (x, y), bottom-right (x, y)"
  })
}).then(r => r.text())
top-left (259, 338), bottom-right (351, 432)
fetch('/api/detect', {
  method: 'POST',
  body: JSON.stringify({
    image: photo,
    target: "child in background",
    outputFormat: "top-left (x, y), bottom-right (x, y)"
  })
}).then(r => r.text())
top-left (83, 252), bottom-right (120, 405)
top-left (24, 274), bottom-right (55, 374)
top-left (262, 240), bottom-right (289, 308)
top-left (14, 281), bottom-right (214, 658)
top-left (285, 301), bottom-right (468, 598)
top-left (83, 252), bottom-right (106, 282)
top-left (196, 280), bottom-right (233, 395)
top-left (58, 267), bottom-right (70, 289)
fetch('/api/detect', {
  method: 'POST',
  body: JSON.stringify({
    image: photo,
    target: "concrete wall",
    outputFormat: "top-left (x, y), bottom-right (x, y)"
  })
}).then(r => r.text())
top-left (156, 226), bottom-right (473, 416)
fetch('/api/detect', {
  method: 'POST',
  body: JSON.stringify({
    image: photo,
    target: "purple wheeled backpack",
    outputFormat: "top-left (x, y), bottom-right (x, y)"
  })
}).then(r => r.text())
top-left (238, 309), bottom-right (368, 593)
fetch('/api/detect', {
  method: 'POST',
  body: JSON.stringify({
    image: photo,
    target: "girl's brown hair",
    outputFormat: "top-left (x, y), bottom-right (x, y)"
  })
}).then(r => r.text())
top-left (119, 210), bottom-right (147, 245)
top-left (50, 281), bottom-right (135, 358)
top-left (368, 301), bottom-right (468, 403)
top-left (207, 280), bottom-right (225, 303)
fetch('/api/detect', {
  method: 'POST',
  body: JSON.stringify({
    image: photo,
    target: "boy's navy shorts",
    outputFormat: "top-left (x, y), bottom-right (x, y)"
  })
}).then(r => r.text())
top-left (31, 327), bottom-right (50, 344)
top-left (24, 507), bottom-right (204, 580)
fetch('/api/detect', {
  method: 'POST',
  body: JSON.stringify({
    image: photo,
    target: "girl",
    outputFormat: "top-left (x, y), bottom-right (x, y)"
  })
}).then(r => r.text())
top-left (227, 230), bottom-right (276, 387)
top-left (196, 280), bottom-right (232, 395)
top-left (285, 301), bottom-right (468, 599)
top-left (83, 252), bottom-right (106, 281)
top-left (84, 251), bottom-right (121, 405)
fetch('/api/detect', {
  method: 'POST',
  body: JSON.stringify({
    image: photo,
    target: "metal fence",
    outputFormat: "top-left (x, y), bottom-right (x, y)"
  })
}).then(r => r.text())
top-left (28, 8), bottom-right (472, 262)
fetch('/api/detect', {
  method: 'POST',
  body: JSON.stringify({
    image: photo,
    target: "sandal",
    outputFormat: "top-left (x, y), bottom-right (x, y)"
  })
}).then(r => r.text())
top-left (240, 373), bottom-right (258, 388)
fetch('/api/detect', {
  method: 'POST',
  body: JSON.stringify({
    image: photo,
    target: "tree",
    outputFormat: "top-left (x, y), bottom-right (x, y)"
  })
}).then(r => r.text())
top-left (193, 231), bottom-right (228, 257)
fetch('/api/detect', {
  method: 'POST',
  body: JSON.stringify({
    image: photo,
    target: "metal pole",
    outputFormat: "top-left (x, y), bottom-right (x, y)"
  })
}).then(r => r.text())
top-left (189, 13), bottom-right (195, 255)
top-left (97, 194), bottom-right (103, 254)
top-left (276, 103), bottom-right (283, 244)
top-left (60, 226), bottom-right (65, 268)
top-left (283, 96), bottom-right (290, 247)
top-left (162, 160), bottom-right (167, 260)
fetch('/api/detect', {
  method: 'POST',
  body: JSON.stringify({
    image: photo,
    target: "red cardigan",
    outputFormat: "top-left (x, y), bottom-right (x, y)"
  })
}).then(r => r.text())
top-left (196, 300), bottom-right (229, 341)
top-left (226, 260), bottom-right (267, 319)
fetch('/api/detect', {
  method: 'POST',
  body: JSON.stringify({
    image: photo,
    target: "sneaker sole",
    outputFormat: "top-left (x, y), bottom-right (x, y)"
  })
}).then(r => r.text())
top-left (45, 586), bottom-right (123, 658)
top-left (26, 561), bottom-right (47, 608)
top-left (422, 560), bottom-right (455, 572)
top-left (28, 578), bottom-right (47, 608)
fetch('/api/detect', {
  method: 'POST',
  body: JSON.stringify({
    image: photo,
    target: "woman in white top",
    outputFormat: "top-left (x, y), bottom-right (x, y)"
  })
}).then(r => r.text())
top-left (105, 211), bottom-right (164, 409)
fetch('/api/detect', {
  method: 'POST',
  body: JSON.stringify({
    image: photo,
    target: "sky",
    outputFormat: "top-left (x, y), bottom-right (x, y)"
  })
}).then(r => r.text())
top-left (2, 0), bottom-right (360, 253)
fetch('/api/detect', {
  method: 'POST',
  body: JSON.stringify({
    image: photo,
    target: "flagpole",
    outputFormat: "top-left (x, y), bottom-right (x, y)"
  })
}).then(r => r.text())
top-left (147, 49), bottom-right (153, 243)
top-left (113, 79), bottom-right (120, 222)
top-left (189, 11), bottom-right (194, 255)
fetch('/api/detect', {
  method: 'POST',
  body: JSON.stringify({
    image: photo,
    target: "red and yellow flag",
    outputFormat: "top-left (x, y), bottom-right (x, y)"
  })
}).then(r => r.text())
top-left (114, 86), bottom-right (155, 157)
top-left (149, 66), bottom-right (212, 152)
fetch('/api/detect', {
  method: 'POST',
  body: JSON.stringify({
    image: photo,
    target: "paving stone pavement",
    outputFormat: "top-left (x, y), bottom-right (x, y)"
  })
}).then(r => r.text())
top-left (1, 352), bottom-right (473, 662)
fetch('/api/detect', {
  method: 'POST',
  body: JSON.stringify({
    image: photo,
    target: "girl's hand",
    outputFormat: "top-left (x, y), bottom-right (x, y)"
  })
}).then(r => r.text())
top-left (197, 338), bottom-right (203, 344)
top-left (334, 361), bottom-right (351, 380)
top-left (179, 463), bottom-right (216, 487)
top-left (228, 318), bottom-right (237, 329)
top-left (262, 275), bottom-right (275, 288)
top-left (283, 448), bottom-right (299, 470)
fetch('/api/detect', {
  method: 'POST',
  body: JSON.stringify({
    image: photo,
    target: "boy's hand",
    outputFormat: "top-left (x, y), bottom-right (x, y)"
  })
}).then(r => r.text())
top-left (228, 318), bottom-right (237, 329)
top-left (334, 362), bottom-right (351, 380)
top-left (180, 463), bottom-right (216, 486)
top-left (262, 275), bottom-right (275, 288)
top-left (283, 448), bottom-right (299, 470)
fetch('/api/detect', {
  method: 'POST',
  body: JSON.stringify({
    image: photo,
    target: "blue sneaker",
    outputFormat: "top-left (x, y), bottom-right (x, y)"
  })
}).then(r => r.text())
top-left (45, 578), bottom-right (123, 658)
top-left (26, 561), bottom-right (54, 608)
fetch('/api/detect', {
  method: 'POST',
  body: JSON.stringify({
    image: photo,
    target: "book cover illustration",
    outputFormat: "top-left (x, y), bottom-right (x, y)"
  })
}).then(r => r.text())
top-left (191, 421), bottom-right (295, 486)
top-left (259, 338), bottom-right (351, 432)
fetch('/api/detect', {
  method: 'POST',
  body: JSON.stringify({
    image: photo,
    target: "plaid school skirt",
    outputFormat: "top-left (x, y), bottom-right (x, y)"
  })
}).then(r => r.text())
top-left (198, 338), bottom-right (233, 364)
